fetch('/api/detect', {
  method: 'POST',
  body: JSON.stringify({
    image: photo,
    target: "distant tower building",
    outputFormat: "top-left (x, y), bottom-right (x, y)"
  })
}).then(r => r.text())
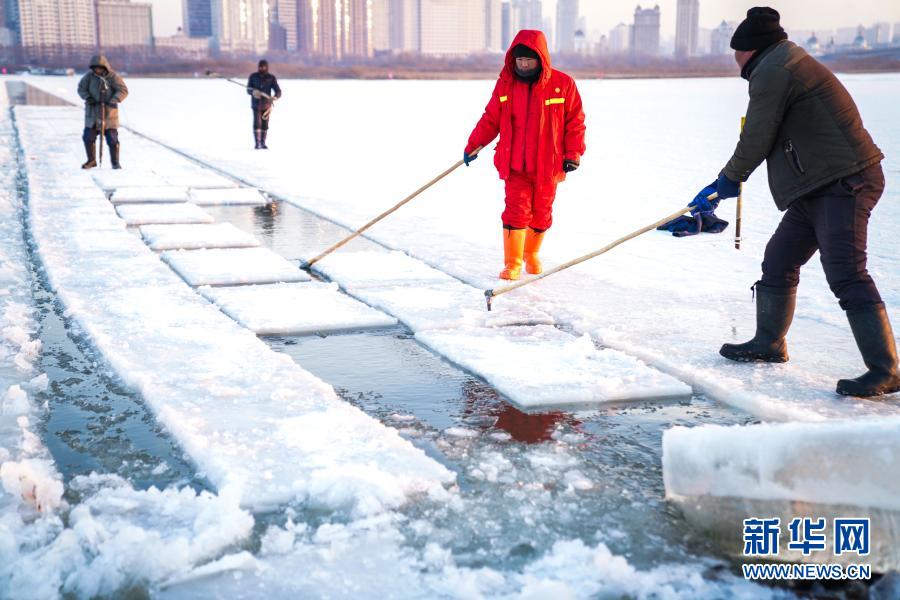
top-left (97, 0), bottom-right (154, 51)
top-left (630, 4), bottom-right (660, 57)
top-left (269, 0), bottom-right (297, 51)
top-left (608, 22), bottom-right (629, 54)
top-left (485, 0), bottom-right (502, 52)
top-left (211, 0), bottom-right (269, 54)
top-left (183, 0), bottom-right (213, 38)
top-left (555, 0), bottom-right (578, 53)
top-left (852, 25), bottom-right (869, 51)
top-left (709, 20), bottom-right (733, 55)
top-left (865, 22), bottom-right (890, 47)
top-left (17, 0), bottom-right (97, 59)
top-left (342, 0), bottom-right (371, 58)
top-left (509, 0), bottom-right (542, 33)
top-left (674, 0), bottom-right (698, 57)
top-left (894, 23), bottom-right (900, 45)
top-left (419, 0), bottom-right (484, 56)
top-left (371, 0), bottom-right (390, 52)
top-left (804, 32), bottom-right (821, 56)
top-left (388, 0), bottom-right (418, 53)
top-left (500, 0), bottom-right (510, 48)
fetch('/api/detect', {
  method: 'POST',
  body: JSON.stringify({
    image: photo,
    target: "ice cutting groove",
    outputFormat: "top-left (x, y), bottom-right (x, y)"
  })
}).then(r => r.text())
top-left (14, 105), bottom-right (455, 513)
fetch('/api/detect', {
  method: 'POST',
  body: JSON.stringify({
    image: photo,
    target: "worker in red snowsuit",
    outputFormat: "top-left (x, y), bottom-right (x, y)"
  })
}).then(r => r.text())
top-left (464, 30), bottom-right (586, 280)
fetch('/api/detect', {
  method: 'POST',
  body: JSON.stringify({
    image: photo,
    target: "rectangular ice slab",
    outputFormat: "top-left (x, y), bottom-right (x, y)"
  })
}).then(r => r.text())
top-left (344, 280), bottom-right (553, 331)
top-left (110, 186), bottom-right (188, 204)
top-left (201, 282), bottom-right (397, 335)
top-left (315, 250), bottom-right (457, 288)
top-left (93, 169), bottom-right (168, 191)
top-left (162, 247), bottom-right (311, 286)
top-left (189, 187), bottom-right (268, 206)
top-left (116, 202), bottom-right (214, 226)
top-left (416, 325), bottom-right (691, 409)
top-left (663, 419), bottom-right (900, 512)
top-left (140, 223), bottom-right (261, 251)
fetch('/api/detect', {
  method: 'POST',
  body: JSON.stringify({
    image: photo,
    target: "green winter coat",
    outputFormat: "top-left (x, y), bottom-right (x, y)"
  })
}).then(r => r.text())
top-left (722, 41), bottom-right (883, 210)
top-left (77, 55), bottom-right (128, 129)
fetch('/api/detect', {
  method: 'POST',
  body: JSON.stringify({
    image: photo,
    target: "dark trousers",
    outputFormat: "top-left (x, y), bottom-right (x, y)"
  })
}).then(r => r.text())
top-left (253, 107), bottom-right (270, 131)
top-left (83, 126), bottom-right (118, 147)
top-left (761, 163), bottom-right (885, 311)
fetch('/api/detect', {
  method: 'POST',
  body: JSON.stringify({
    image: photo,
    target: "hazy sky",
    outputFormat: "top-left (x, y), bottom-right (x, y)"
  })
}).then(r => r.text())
top-left (148, 0), bottom-right (900, 39)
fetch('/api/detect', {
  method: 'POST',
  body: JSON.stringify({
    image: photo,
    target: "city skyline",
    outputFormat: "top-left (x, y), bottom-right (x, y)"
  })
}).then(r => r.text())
top-left (147, 0), bottom-right (900, 43)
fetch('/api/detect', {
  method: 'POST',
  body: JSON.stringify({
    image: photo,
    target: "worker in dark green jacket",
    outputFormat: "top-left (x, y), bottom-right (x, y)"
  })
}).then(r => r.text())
top-left (687, 7), bottom-right (898, 398)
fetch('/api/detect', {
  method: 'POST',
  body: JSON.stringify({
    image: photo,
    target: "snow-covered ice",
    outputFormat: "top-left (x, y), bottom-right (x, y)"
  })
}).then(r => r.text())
top-left (140, 223), bottom-right (261, 251)
top-left (162, 247), bottom-right (310, 286)
top-left (110, 185), bottom-right (188, 204)
top-left (189, 187), bottom-right (268, 206)
top-left (315, 250), bottom-right (458, 287)
top-left (15, 105), bottom-right (455, 515)
top-left (66, 75), bottom-right (900, 423)
top-left (200, 282), bottom-right (398, 335)
top-left (663, 419), bottom-right (900, 511)
top-left (417, 325), bottom-right (691, 409)
top-left (116, 202), bottom-right (214, 226)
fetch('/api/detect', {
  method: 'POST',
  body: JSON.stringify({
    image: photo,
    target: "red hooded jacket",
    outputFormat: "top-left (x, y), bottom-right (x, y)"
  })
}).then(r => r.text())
top-left (466, 30), bottom-right (586, 185)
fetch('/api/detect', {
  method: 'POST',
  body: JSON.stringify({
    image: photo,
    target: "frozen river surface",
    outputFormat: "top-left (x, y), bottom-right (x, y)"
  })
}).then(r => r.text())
top-left (2, 73), bottom-right (898, 598)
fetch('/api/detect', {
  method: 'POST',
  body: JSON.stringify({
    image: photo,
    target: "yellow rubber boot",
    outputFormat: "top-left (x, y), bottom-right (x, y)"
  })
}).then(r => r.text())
top-left (500, 228), bottom-right (526, 280)
top-left (524, 229), bottom-right (545, 275)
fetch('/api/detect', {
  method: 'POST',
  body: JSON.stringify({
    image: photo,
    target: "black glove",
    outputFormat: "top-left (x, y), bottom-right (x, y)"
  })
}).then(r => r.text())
top-left (85, 98), bottom-right (98, 106)
top-left (563, 159), bottom-right (579, 173)
top-left (106, 102), bottom-right (118, 109)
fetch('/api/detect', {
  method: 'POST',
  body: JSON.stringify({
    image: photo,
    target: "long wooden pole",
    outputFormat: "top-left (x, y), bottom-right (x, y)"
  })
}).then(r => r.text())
top-left (484, 194), bottom-right (719, 310)
top-left (303, 147), bottom-right (483, 268)
top-left (735, 116), bottom-right (746, 250)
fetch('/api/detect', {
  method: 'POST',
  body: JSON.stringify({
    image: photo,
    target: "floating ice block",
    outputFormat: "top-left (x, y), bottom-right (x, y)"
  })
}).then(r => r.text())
top-left (117, 202), bottom-right (214, 226)
top-left (162, 247), bottom-right (310, 286)
top-left (189, 187), bottom-right (268, 206)
top-left (140, 223), bottom-right (260, 251)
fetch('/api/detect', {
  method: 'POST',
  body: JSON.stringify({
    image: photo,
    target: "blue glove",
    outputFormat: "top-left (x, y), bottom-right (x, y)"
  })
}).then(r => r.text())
top-left (716, 172), bottom-right (741, 200)
top-left (463, 150), bottom-right (478, 166)
top-left (689, 181), bottom-right (720, 215)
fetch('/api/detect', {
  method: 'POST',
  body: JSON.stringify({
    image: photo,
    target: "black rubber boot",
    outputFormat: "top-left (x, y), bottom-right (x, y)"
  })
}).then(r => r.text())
top-left (720, 283), bottom-right (796, 363)
top-left (110, 143), bottom-right (121, 169)
top-left (837, 303), bottom-right (900, 397)
top-left (254, 130), bottom-right (262, 149)
top-left (260, 130), bottom-right (268, 149)
top-left (81, 141), bottom-right (97, 169)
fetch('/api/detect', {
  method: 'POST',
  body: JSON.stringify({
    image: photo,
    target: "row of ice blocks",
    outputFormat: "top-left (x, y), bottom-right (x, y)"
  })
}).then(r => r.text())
top-left (112, 187), bottom-right (690, 410)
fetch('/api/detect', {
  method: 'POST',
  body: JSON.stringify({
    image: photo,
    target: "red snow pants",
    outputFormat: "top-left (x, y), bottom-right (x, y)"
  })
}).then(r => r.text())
top-left (502, 170), bottom-right (558, 231)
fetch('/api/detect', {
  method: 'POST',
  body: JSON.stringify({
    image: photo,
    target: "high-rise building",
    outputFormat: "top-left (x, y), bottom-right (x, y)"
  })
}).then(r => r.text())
top-left (183, 0), bottom-right (213, 38)
top-left (485, 0), bottom-right (501, 52)
top-left (211, 0), bottom-right (269, 54)
top-left (389, 0), bottom-right (419, 53)
top-left (97, 0), bottom-right (153, 50)
top-left (674, 0), bottom-right (698, 57)
top-left (608, 22), bottom-right (629, 54)
top-left (341, 0), bottom-right (371, 57)
top-left (509, 0), bottom-right (541, 34)
top-left (419, 0), bottom-right (484, 56)
top-left (865, 22), bottom-right (890, 47)
top-left (269, 0), bottom-right (297, 51)
top-left (631, 4), bottom-right (660, 57)
top-left (371, 0), bottom-right (390, 52)
top-left (500, 0), bottom-right (510, 48)
top-left (709, 20), bottom-right (733, 55)
top-left (894, 23), bottom-right (900, 45)
top-left (555, 0), bottom-right (578, 53)
top-left (17, 0), bottom-right (96, 58)
top-left (154, 31), bottom-right (210, 58)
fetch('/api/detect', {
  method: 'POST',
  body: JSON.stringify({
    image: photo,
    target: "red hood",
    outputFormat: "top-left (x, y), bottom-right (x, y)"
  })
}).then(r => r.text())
top-left (503, 30), bottom-right (553, 86)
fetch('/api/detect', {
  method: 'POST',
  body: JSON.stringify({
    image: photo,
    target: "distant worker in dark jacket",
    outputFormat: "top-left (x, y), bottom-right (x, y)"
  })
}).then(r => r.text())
top-left (247, 59), bottom-right (281, 149)
top-left (77, 55), bottom-right (128, 169)
top-left (687, 7), bottom-right (897, 398)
